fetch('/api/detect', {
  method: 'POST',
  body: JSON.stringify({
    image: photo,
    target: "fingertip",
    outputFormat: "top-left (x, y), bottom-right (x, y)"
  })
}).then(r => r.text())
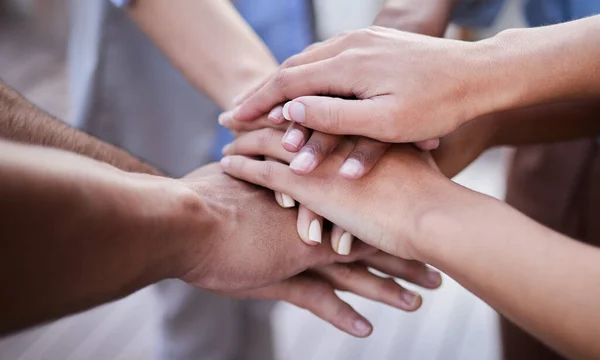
top-left (220, 156), bottom-right (231, 169)
top-left (352, 318), bottom-right (373, 338)
top-left (415, 139), bottom-right (440, 151)
top-left (268, 106), bottom-right (286, 125)
top-left (339, 158), bottom-right (365, 179)
top-left (218, 111), bottom-right (233, 127)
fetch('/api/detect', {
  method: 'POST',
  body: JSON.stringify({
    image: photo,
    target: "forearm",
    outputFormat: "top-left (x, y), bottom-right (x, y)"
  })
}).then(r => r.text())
top-left (0, 80), bottom-right (162, 175)
top-left (0, 140), bottom-right (203, 334)
top-left (490, 100), bottom-right (600, 146)
top-left (418, 187), bottom-right (600, 359)
top-left (129, 0), bottom-right (278, 109)
top-left (375, 0), bottom-right (459, 36)
top-left (477, 15), bottom-right (600, 117)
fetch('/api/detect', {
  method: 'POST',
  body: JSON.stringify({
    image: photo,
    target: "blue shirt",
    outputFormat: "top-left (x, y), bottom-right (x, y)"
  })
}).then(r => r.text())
top-left (212, 0), bottom-right (314, 160)
top-left (453, 0), bottom-right (600, 28)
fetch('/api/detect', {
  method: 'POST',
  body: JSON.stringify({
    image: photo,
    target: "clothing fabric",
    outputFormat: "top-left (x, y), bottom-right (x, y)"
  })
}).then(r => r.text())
top-left (452, 0), bottom-right (600, 28)
top-left (68, 1), bottom-right (313, 359)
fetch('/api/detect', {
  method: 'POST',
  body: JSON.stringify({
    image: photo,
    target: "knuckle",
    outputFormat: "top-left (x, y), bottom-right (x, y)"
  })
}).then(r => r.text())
top-left (304, 138), bottom-right (325, 158)
top-left (257, 162), bottom-right (276, 183)
top-left (325, 103), bottom-right (343, 132)
top-left (379, 278), bottom-right (401, 298)
top-left (274, 69), bottom-right (291, 91)
top-left (333, 264), bottom-right (357, 282)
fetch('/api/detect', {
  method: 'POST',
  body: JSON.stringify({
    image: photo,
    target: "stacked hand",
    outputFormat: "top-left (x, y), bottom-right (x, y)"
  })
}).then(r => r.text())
top-left (178, 164), bottom-right (442, 337)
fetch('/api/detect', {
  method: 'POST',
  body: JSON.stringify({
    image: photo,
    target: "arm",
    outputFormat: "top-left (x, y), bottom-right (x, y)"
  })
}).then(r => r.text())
top-left (220, 130), bottom-right (600, 359)
top-left (0, 79), bottom-right (162, 175)
top-left (128, 0), bottom-right (277, 109)
top-left (1, 140), bottom-right (439, 337)
top-left (374, 0), bottom-right (459, 36)
top-left (433, 99), bottom-right (600, 177)
top-left (232, 15), bottom-right (600, 144)
top-left (0, 140), bottom-right (196, 334)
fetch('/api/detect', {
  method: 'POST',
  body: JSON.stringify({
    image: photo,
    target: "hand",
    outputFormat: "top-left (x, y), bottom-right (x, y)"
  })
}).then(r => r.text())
top-left (178, 164), bottom-right (442, 337)
top-left (230, 27), bottom-right (490, 144)
top-left (224, 251), bottom-right (442, 337)
top-left (432, 114), bottom-right (497, 178)
top-left (219, 130), bottom-right (459, 260)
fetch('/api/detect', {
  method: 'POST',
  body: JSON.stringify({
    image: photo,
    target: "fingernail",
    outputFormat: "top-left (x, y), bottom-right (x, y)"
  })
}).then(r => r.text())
top-left (281, 194), bottom-right (295, 208)
top-left (353, 319), bottom-right (372, 337)
top-left (402, 291), bottom-right (420, 308)
top-left (283, 128), bottom-right (305, 150)
top-left (308, 219), bottom-right (322, 244)
top-left (283, 101), bottom-right (306, 123)
top-left (289, 151), bottom-right (316, 173)
top-left (218, 111), bottom-right (233, 126)
top-left (337, 232), bottom-right (354, 256)
top-left (220, 157), bottom-right (231, 169)
top-left (221, 143), bottom-right (232, 155)
top-left (339, 158), bottom-right (364, 179)
top-left (426, 269), bottom-right (442, 287)
top-left (268, 106), bottom-right (285, 124)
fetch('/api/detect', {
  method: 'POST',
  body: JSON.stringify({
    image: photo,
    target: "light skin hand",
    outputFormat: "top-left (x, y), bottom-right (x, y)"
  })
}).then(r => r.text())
top-left (231, 16), bottom-right (600, 146)
top-left (177, 164), bottom-right (442, 337)
top-left (230, 27), bottom-right (485, 144)
top-left (219, 129), bottom-right (454, 259)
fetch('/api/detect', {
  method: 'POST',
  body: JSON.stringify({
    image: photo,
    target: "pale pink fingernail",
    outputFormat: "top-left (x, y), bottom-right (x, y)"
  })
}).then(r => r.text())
top-left (290, 151), bottom-right (316, 173)
top-left (218, 111), bottom-right (233, 126)
top-left (353, 319), bottom-right (372, 337)
top-left (426, 269), bottom-right (442, 287)
top-left (220, 157), bottom-right (231, 169)
top-left (402, 291), bottom-right (420, 308)
top-left (233, 93), bottom-right (245, 105)
top-left (339, 158), bottom-right (364, 179)
top-left (221, 143), bottom-right (232, 155)
top-left (283, 101), bottom-right (306, 123)
top-left (268, 106), bottom-right (285, 124)
top-left (283, 128), bottom-right (305, 150)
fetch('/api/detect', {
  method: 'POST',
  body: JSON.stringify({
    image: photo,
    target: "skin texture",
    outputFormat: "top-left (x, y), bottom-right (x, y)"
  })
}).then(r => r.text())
top-left (0, 78), bottom-right (443, 337)
top-left (0, 141), bottom-right (442, 337)
top-left (220, 129), bottom-right (600, 359)
top-left (231, 16), bottom-right (600, 144)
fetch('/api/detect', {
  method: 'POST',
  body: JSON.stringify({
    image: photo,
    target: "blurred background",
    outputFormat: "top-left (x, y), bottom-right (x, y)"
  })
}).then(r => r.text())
top-left (0, 1), bottom-right (524, 359)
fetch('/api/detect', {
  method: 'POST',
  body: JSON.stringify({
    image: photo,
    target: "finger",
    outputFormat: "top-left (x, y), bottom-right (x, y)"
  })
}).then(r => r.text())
top-left (414, 139), bottom-right (440, 151)
top-left (297, 205), bottom-right (323, 245)
top-left (232, 58), bottom-right (354, 123)
top-left (281, 96), bottom-right (397, 142)
top-left (222, 128), bottom-right (294, 164)
top-left (339, 138), bottom-right (390, 179)
top-left (289, 131), bottom-right (342, 175)
top-left (267, 106), bottom-right (286, 125)
top-left (330, 224), bottom-right (354, 256)
top-left (361, 252), bottom-right (443, 289)
top-left (265, 156), bottom-right (296, 209)
top-left (272, 275), bottom-right (373, 337)
top-left (282, 122), bottom-right (311, 152)
top-left (219, 111), bottom-right (289, 133)
top-left (315, 263), bottom-right (422, 312)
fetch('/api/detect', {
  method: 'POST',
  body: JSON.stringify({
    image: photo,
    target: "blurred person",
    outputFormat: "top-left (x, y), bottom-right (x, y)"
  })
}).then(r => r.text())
top-left (69, 1), bottom-right (452, 359)
top-left (0, 77), bottom-right (442, 339)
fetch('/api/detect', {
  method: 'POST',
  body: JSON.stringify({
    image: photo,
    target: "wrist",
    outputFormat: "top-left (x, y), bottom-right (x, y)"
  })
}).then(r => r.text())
top-left (124, 173), bottom-right (210, 283)
top-left (475, 18), bottom-right (600, 116)
top-left (411, 181), bottom-right (487, 264)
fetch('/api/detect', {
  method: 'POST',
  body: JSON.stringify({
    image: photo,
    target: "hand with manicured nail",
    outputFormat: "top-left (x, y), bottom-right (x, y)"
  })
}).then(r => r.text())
top-left (181, 163), bottom-right (442, 337)
top-left (218, 130), bottom-right (452, 260)
top-left (230, 27), bottom-right (491, 144)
